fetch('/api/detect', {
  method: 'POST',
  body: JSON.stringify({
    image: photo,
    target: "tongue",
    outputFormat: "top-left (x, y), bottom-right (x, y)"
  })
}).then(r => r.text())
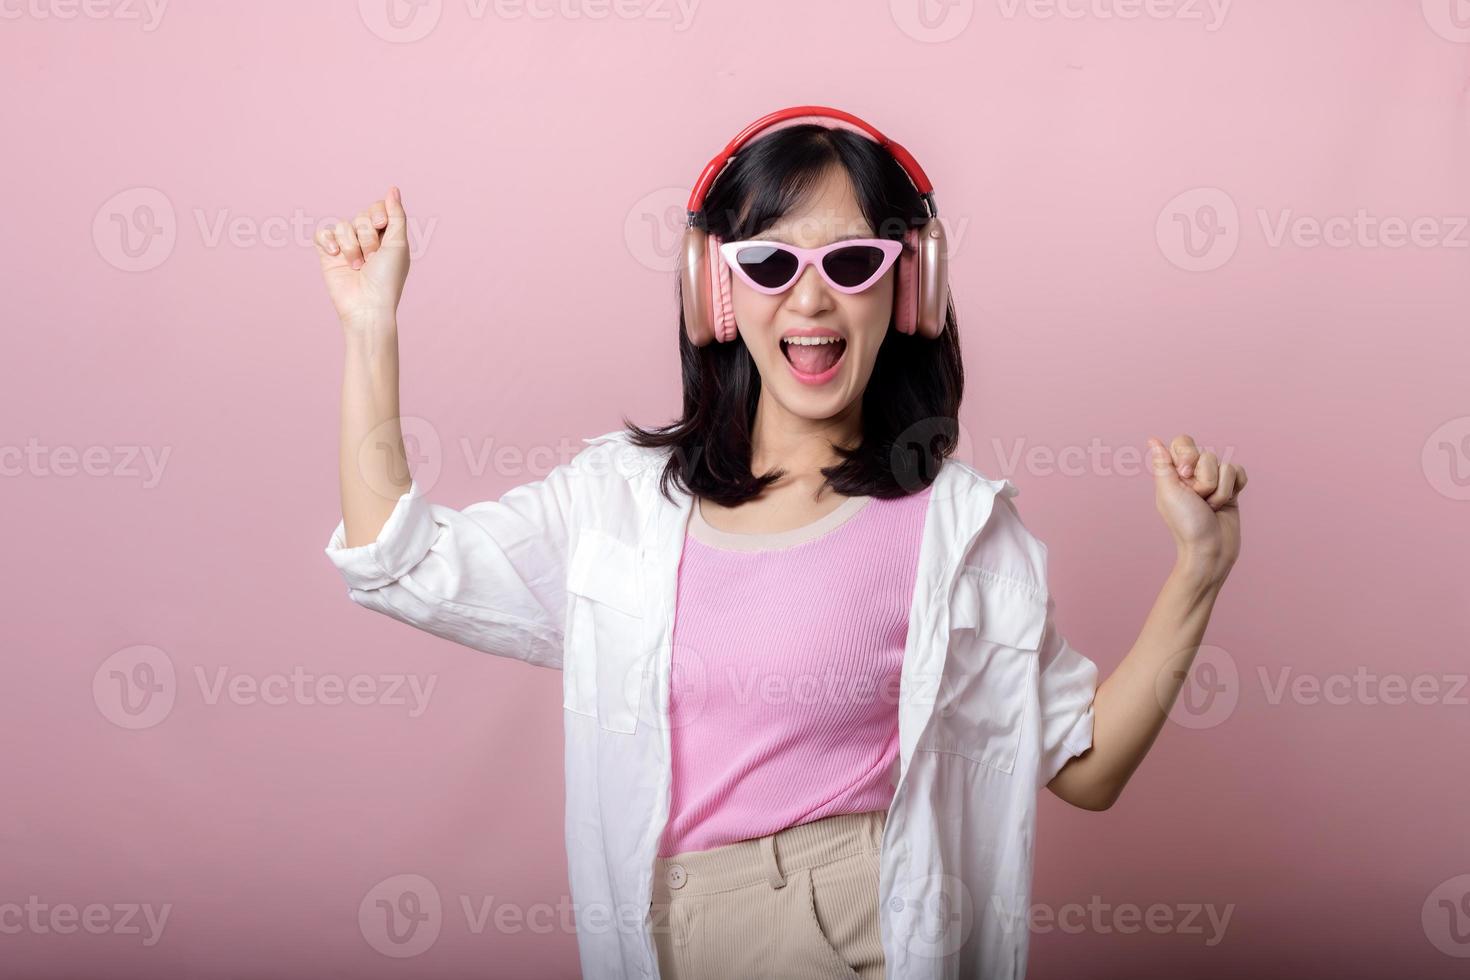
top-left (786, 341), bottom-right (843, 375)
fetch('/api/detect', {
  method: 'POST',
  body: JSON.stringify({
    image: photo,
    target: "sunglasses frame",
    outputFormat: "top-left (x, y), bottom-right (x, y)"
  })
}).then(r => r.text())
top-left (717, 237), bottom-right (905, 296)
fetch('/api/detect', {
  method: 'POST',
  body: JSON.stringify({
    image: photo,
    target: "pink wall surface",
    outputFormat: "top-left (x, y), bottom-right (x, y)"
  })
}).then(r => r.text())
top-left (4, 2), bottom-right (1468, 977)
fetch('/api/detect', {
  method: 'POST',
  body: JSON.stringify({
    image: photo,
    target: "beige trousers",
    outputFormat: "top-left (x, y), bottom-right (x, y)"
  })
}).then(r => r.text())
top-left (648, 809), bottom-right (887, 980)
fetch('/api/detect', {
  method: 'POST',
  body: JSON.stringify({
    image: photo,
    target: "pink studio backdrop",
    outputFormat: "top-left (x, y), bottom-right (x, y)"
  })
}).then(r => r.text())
top-left (4, 2), bottom-right (1468, 978)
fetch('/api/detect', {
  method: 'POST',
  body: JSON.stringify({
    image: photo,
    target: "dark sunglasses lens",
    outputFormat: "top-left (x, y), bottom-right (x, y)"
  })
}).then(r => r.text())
top-left (734, 245), bottom-right (799, 289)
top-left (822, 245), bottom-right (887, 288)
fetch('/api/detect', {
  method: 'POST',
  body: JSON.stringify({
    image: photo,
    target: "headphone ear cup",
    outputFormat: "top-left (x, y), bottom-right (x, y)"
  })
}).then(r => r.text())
top-left (681, 226), bottom-right (714, 346)
top-left (708, 234), bottom-right (735, 342)
top-left (894, 228), bottom-right (919, 335)
top-left (914, 217), bottom-right (949, 339)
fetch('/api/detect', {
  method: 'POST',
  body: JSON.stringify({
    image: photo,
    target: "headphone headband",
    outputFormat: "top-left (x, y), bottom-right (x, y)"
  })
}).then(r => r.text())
top-left (684, 105), bottom-right (936, 220)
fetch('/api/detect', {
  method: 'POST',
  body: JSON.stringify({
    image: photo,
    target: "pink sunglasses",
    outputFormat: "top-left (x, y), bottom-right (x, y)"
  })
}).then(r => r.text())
top-left (718, 238), bottom-right (905, 295)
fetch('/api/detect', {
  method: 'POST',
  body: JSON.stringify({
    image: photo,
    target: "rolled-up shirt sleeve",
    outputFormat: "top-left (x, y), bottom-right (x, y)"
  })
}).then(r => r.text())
top-left (956, 485), bottom-right (1102, 788)
top-left (1035, 594), bottom-right (1099, 787)
top-left (324, 466), bottom-right (575, 671)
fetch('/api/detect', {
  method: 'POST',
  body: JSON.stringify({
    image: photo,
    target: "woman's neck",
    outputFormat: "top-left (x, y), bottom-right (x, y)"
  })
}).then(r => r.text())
top-left (749, 396), bottom-right (861, 484)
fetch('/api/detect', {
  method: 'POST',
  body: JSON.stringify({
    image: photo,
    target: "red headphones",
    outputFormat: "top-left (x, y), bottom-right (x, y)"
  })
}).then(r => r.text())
top-left (679, 105), bottom-right (950, 347)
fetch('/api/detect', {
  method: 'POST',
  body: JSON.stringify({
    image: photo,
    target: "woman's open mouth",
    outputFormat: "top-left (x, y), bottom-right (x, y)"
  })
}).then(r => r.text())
top-left (780, 334), bottom-right (847, 386)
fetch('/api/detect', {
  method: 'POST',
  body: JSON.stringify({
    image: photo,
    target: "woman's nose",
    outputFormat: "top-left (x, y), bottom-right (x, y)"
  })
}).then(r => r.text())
top-left (786, 263), bottom-right (834, 315)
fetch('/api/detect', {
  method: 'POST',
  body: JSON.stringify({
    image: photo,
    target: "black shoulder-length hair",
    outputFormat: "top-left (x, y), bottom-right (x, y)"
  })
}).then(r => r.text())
top-left (621, 122), bottom-right (964, 506)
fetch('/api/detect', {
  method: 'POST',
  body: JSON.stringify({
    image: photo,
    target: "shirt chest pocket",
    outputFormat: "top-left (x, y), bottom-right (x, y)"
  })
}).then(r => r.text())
top-left (920, 568), bottom-right (1046, 775)
top-left (562, 528), bottom-right (648, 734)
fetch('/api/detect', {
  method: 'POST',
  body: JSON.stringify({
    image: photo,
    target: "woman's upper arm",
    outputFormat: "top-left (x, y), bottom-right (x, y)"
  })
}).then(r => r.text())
top-left (963, 488), bottom-right (1101, 790)
top-left (323, 463), bottom-right (577, 670)
top-left (1035, 596), bottom-right (1100, 789)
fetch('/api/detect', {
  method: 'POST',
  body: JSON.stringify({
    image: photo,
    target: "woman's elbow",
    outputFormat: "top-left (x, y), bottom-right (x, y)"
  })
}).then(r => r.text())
top-left (1069, 785), bottom-right (1121, 811)
top-left (1048, 766), bottom-right (1123, 811)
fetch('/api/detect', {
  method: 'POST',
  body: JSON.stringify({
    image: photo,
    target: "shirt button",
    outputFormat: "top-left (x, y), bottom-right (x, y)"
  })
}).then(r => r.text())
top-left (889, 896), bottom-right (905, 912)
top-left (667, 864), bottom-right (687, 889)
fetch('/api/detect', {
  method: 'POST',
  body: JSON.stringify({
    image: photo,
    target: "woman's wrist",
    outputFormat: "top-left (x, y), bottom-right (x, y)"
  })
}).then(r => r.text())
top-left (341, 318), bottom-right (401, 372)
top-left (341, 312), bottom-right (398, 336)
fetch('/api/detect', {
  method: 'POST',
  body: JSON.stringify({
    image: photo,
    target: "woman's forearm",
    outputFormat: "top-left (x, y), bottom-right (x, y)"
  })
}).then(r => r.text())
top-left (1048, 553), bottom-right (1225, 809)
top-left (1047, 435), bottom-right (1247, 810)
top-left (315, 187), bottom-right (414, 548)
top-left (339, 321), bottom-right (410, 548)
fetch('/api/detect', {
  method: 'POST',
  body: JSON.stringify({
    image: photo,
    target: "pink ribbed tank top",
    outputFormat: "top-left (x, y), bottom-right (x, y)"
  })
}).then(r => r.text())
top-left (657, 482), bottom-right (934, 858)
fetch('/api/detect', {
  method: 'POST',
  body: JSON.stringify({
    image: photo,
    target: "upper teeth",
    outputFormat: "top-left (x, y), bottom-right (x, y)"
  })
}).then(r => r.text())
top-left (783, 336), bottom-right (841, 346)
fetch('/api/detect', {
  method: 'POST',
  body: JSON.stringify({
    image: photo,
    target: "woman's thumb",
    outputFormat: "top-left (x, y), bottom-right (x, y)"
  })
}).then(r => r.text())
top-left (383, 185), bottom-right (408, 245)
top-left (1148, 437), bottom-right (1181, 492)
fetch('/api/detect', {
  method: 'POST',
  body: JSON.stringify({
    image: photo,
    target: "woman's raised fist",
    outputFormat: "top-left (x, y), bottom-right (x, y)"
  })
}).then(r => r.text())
top-left (315, 186), bottom-right (410, 330)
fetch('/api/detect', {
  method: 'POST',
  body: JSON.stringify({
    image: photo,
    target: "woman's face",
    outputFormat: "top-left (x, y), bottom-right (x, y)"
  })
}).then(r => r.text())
top-left (729, 166), bottom-right (894, 426)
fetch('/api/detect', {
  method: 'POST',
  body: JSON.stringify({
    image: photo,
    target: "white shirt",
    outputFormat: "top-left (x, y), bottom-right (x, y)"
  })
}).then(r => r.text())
top-left (324, 429), bottom-right (1099, 980)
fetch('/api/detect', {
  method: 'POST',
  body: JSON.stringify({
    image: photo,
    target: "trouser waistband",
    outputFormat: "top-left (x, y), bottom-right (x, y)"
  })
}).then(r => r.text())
top-left (652, 809), bottom-right (886, 902)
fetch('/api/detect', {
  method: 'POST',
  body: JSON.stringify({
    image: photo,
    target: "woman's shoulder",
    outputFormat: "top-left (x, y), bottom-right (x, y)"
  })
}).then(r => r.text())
top-left (939, 454), bottom-right (1020, 502)
top-left (572, 429), bottom-right (666, 481)
top-left (940, 456), bottom-right (1049, 599)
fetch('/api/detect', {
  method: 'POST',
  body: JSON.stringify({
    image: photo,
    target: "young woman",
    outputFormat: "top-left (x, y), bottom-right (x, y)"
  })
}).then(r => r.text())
top-left (316, 107), bottom-right (1247, 980)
